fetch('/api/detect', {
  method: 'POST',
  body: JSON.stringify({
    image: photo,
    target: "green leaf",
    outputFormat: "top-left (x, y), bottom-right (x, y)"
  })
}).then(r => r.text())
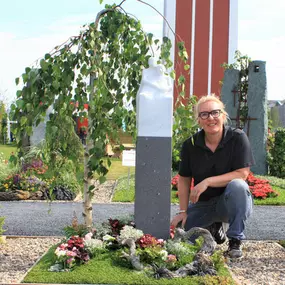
top-left (52, 81), bottom-right (60, 90)
top-left (184, 64), bottom-right (190, 71)
top-left (99, 0), bottom-right (103, 3)
top-left (178, 75), bottom-right (185, 86)
top-left (99, 176), bottom-right (106, 184)
top-left (16, 90), bottom-right (22, 98)
top-left (44, 53), bottom-right (51, 60)
top-left (16, 99), bottom-right (24, 109)
top-left (26, 103), bottom-right (32, 112)
top-left (20, 116), bottom-right (27, 126)
top-left (40, 59), bottom-right (49, 71)
top-left (15, 77), bottom-right (20, 85)
top-left (26, 126), bottom-right (33, 136)
top-left (89, 185), bottom-right (95, 191)
top-left (51, 126), bottom-right (58, 134)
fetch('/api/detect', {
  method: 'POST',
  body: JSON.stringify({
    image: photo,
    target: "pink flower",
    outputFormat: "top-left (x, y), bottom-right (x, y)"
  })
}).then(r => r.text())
top-left (66, 257), bottom-right (74, 264)
top-left (84, 232), bottom-right (93, 241)
top-left (166, 254), bottom-right (177, 263)
top-left (67, 250), bottom-right (77, 257)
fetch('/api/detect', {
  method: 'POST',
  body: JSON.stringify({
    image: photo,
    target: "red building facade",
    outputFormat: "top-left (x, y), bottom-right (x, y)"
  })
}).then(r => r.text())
top-left (163, 0), bottom-right (238, 100)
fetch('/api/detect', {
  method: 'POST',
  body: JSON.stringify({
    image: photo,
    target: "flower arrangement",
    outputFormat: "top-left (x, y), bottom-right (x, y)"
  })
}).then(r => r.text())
top-left (51, 235), bottom-right (90, 271)
top-left (49, 216), bottom-right (223, 279)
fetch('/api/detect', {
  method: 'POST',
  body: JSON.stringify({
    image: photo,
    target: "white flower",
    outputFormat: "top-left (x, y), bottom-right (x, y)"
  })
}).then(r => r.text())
top-left (84, 239), bottom-right (104, 250)
top-left (119, 225), bottom-right (144, 240)
top-left (103, 234), bottom-right (116, 241)
top-left (159, 250), bottom-right (168, 261)
top-left (55, 247), bottom-right (67, 257)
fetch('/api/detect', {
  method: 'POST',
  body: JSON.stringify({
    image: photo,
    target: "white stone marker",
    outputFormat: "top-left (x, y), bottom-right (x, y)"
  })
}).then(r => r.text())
top-left (135, 58), bottom-right (173, 239)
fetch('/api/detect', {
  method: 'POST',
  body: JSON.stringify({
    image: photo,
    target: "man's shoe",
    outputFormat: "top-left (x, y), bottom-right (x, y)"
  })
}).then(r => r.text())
top-left (225, 238), bottom-right (243, 258)
top-left (208, 222), bottom-right (227, 244)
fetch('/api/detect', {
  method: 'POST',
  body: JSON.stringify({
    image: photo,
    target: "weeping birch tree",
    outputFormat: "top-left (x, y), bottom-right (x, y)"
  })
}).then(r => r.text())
top-left (11, 1), bottom-right (189, 228)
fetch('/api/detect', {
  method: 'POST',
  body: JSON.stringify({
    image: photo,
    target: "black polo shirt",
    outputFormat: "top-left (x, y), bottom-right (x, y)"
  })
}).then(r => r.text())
top-left (179, 126), bottom-right (255, 201)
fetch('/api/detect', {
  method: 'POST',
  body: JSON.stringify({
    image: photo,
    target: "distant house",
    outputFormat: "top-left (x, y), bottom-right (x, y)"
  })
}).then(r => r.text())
top-left (268, 100), bottom-right (285, 129)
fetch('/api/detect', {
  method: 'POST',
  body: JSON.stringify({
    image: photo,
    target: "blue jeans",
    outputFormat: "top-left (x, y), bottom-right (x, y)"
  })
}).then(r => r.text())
top-left (184, 179), bottom-right (253, 240)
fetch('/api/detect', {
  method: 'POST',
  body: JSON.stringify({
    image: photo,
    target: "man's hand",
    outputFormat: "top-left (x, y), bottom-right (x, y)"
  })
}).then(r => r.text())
top-left (170, 212), bottom-right (187, 228)
top-left (190, 179), bottom-right (209, 203)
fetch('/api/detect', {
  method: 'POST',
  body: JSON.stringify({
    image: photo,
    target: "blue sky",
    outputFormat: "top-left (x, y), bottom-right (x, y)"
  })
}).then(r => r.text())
top-left (0, 0), bottom-right (284, 106)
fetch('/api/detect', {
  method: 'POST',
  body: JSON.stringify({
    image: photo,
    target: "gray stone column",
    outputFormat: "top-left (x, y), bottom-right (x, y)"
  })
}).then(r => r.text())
top-left (247, 61), bottom-right (268, 174)
top-left (221, 69), bottom-right (240, 127)
top-left (30, 105), bottom-right (53, 146)
top-left (135, 58), bottom-right (173, 239)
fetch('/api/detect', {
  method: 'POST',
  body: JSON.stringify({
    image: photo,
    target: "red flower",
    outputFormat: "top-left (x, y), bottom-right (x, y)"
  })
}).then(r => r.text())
top-left (171, 174), bottom-right (194, 191)
top-left (246, 172), bottom-right (279, 199)
top-left (137, 234), bottom-right (163, 248)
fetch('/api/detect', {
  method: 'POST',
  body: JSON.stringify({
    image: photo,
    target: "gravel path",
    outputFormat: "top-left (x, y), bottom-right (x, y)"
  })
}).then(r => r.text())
top-left (0, 237), bottom-right (61, 284)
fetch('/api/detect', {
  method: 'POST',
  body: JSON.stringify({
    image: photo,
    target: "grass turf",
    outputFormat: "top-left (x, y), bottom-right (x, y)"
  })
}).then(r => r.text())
top-left (23, 245), bottom-right (235, 285)
top-left (0, 144), bottom-right (17, 159)
top-left (96, 158), bottom-right (135, 181)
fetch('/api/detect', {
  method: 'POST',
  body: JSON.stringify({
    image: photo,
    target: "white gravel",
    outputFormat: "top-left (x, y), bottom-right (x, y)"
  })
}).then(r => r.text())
top-left (0, 237), bottom-right (285, 284)
top-left (0, 237), bottom-right (61, 284)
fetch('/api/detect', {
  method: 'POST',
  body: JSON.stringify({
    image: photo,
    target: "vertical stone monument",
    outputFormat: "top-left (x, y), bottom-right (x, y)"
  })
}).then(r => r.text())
top-left (30, 105), bottom-right (53, 146)
top-left (221, 61), bottom-right (268, 175)
top-left (247, 61), bottom-right (268, 174)
top-left (135, 58), bottom-right (173, 239)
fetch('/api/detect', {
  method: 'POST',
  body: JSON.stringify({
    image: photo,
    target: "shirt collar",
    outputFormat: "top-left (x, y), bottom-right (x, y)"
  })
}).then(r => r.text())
top-left (195, 125), bottom-right (233, 149)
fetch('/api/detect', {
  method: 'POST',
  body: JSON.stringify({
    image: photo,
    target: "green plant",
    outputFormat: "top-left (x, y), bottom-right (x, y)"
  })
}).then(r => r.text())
top-left (222, 50), bottom-right (251, 129)
top-left (0, 216), bottom-right (6, 236)
top-left (0, 152), bottom-right (18, 182)
top-left (278, 240), bottom-right (285, 248)
top-left (45, 116), bottom-right (84, 167)
top-left (172, 96), bottom-right (197, 171)
top-left (0, 101), bottom-right (8, 144)
top-left (268, 128), bottom-right (285, 178)
top-left (255, 175), bottom-right (285, 189)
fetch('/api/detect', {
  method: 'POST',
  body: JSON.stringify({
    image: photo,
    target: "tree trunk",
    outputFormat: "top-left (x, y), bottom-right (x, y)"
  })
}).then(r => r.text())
top-left (83, 145), bottom-right (93, 229)
top-left (83, 8), bottom-right (114, 229)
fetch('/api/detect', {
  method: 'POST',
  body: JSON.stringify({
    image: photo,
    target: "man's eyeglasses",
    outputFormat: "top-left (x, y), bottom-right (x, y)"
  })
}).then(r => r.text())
top-left (198, 109), bottom-right (222, 120)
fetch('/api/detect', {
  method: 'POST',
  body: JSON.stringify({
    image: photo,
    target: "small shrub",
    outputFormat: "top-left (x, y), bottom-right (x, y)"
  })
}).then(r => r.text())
top-left (268, 128), bottom-right (285, 178)
top-left (0, 216), bottom-right (6, 236)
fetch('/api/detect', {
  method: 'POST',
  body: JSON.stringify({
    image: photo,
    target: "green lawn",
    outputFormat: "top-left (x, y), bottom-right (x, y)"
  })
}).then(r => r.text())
top-left (23, 245), bottom-right (235, 285)
top-left (105, 158), bottom-right (135, 180)
top-left (0, 144), bottom-right (17, 159)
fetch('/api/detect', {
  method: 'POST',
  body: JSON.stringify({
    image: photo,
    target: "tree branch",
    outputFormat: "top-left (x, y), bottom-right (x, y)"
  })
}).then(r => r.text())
top-left (136, 0), bottom-right (183, 42)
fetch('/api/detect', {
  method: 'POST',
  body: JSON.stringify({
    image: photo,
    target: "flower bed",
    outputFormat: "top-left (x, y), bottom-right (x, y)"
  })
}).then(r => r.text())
top-left (171, 173), bottom-right (279, 200)
top-left (247, 172), bottom-right (279, 199)
top-left (23, 216), bottom-right (234, 284)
